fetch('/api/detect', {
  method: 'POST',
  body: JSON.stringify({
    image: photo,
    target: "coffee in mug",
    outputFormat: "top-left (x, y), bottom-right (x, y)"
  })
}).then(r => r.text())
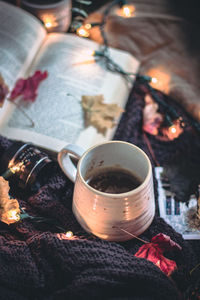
top-left (58, 141), bottom-right (155, 241)
top-left (85, 166), bottom-right (142, 194)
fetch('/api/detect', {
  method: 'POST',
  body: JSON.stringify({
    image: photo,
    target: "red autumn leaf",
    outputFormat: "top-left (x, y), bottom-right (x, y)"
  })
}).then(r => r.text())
top-left (0, 74), bottom-right (9, 107)
top-left (135, 233), bottom-right (182, 276)
top-left (10, 70), bottom-right (48, 102)
top-left (151, 233), bottom-right (182, 252)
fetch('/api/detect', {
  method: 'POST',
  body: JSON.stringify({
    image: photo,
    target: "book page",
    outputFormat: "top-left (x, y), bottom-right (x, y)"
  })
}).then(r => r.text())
top-left (2, 33), bottom-right (139, 152)
top-left (0, 1), bottom-right (46, 126)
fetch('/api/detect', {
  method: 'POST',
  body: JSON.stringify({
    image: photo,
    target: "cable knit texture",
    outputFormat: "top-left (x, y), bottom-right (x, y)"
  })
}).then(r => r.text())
top-left (0, 81), bottom-right (199, 300)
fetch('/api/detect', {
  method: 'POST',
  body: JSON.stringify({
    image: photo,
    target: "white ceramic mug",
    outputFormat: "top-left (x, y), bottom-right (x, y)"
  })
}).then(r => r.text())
top-left (58, 141), bottom-right (155, 241)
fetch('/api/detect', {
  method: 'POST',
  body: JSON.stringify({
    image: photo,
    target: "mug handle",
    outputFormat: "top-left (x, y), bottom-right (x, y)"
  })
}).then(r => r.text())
top-left (57, 144), bottom-right (85, 182)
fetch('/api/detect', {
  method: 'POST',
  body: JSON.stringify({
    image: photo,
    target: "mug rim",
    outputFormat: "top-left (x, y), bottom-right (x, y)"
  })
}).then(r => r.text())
top-left (77, 140), bottom-right (152, 198)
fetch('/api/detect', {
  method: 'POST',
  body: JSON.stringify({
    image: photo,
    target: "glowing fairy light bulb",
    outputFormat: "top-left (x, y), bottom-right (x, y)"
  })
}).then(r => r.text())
top-left (170, 125), bottom-right (177, 134)
top-left (40, 14), bottom-right (58, 32)
top-left (84, 23), bottom-right (92, 30)
top-left (85, 49), bottom-right (95, 56)
top-left (7, 210), bottom-right (20, 222)
top-left (8, 161), bottom-right (24, 173)
top-left (151, 77), bottom-right (158, 84)
top-left (162, 119), bottom-right (183, 140)
top-left (76, 26), bottom-right (90, 37)
top-left (65, 231), bottom-right (73, 238)
top-left (1, 161), bottom-right (24, 179)
top-left (45, 22), bottom-right (52, 29)
top-left (118, 4), bottom-right (135, 17)
top-left (147, 69), bottom-right (171, 93)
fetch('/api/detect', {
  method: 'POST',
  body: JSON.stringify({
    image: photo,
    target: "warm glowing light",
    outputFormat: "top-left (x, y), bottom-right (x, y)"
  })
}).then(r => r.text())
top-left (117, 5), bottom-right (135, 17)
top-left (151, 77), bottom-right (158, 84)
top-left (162, 119), bottom-right (183, 140)
top-left (85, 49), bottom-right (95, 56)
top-left (85, 23), bottom-right (92, 30)
top-left (170, 126), bottom-right (177, 134)
top-left (8, 161), bottom-right (24, 174)
top-left (147, 69), bottom-right (171, 93)
top-left (76, 26), bottom-right (90, 38)
top-left (57, 231), bottom-right (76, 240)
top-left (40, 14), bottom-right (58, 32)
top-left (7, 210), bottom-right (20, 222)
top-left (65, 231), bottom-right (73, 238)
top-left (45, 22), bottom-right (52, 29)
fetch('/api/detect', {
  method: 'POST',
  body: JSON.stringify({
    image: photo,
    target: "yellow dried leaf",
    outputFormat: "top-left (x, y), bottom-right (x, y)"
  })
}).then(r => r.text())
top-left (82, 95), bottom-right (124, 134)
top-left (0, 177), bottom-right (20, 225)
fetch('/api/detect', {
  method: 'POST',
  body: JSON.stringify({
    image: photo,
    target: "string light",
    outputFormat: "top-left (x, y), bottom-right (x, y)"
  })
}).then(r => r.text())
top-left (45, 22), bottom-right (53, 29)
top-left (65, 231), bottom-right (74, 238)
top-left (41, 15), bottom-right (58, 32)
top-left (85, 49), bottom-right (95, 56)
top-left (8, 161), bottom-right (24, 173)
top-left (76, 25), bottom-right (90, 37)
top-left (7, 210), bottom-right (20, 222)
top-left (139, 77), bottom-right (185, 140)
top-left (147, 69), bottom-right (171, 93)
top-left (71, 0), bottom-right (198, 138)
top-left (84, 23), bottom-right (92, 30)
top-left (1, 161), bottom-right (24, 179)
top-left (117, 4), bottom-right (136, 17)
top-left (162, 118), bottom-right (183, 140)
top-left (151, 77), bottom-right (158, 84)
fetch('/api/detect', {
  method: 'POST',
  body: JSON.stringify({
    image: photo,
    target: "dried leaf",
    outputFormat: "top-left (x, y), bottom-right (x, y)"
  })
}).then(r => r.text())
top-left (0, 177), bottom-right (20, 225)
top-left (151, 233), bottom-right (182, 252)
top-left (142, 94), bottom-right (163, 135)
top-left (135, 233), bottom-right (182, 276)
top-left (82, 94), bottom-right (124, 134)
top-left (0, 74), bottom-right (9, 107)
top-left (10, 70), bottom-right (48, 102)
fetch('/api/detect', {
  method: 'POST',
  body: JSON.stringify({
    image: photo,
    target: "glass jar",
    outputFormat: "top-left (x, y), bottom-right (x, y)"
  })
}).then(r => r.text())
top-left (1, 141), bottom-right (54, 192)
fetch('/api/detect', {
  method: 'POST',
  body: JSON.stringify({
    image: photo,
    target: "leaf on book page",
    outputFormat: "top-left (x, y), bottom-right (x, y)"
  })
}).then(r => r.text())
top-left (0, 74), bottom-right (9, 107)
top-left (81, 94), bottom-right (124, 134)
top-left (0, 177), bottom-right (20, 225)
top-left (134, 233), bottom-right (182, 276)
top-left (142, 94), bottom-right (163, 135)
top-left (10, 70), bottom-right (48, 102)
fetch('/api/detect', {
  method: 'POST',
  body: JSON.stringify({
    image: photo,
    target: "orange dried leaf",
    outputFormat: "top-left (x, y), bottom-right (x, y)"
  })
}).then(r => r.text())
top-left (82, 94), bottom-right (124, 134)
top-left (0, 177), bottom-right (20, 225)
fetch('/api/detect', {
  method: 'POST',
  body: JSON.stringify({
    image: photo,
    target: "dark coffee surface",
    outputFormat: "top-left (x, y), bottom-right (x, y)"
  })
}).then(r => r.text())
top-left (86, 167), bottom-right (141, 194)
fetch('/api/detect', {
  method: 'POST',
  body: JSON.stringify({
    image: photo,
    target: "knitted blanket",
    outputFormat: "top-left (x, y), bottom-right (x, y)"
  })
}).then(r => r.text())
top-left (0, 81), bottom-right (199, 300)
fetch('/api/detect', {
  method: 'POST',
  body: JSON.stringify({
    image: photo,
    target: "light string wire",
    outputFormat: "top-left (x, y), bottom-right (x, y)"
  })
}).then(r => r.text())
top-left (84, 0), bottom-right (141, 84)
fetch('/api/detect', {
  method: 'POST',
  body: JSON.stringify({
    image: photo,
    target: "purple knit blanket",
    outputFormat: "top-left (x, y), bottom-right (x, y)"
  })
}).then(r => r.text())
top-left (0, 81), bottom-right (199, 300)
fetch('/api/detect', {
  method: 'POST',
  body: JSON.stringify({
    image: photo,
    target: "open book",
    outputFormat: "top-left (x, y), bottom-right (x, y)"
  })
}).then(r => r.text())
top-left (0, 1), bottom-right (139, 153)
